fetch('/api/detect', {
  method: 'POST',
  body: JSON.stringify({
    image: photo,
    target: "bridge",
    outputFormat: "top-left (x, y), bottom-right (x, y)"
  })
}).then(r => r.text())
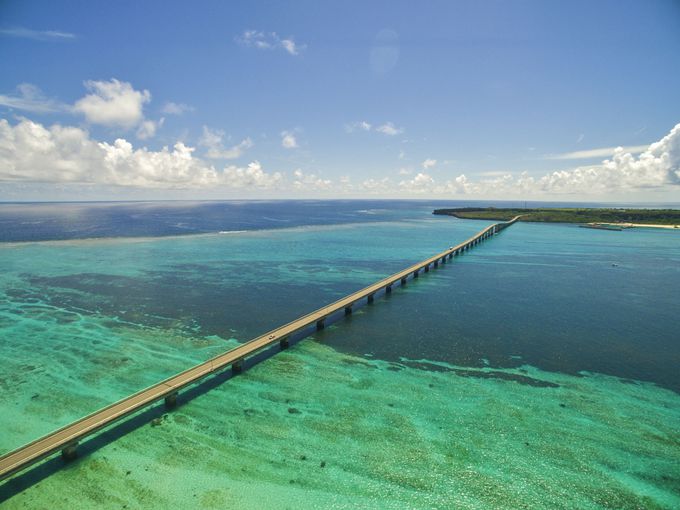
top-left (0, 216), bottom-right (520, 483)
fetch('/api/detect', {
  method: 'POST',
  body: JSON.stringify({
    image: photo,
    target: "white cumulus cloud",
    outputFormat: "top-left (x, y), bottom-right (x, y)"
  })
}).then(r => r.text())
top-left (437, 124), bottom-right (680, 196)
top-left (1, 79), bottom-right (159, 140)
top-left (345, 121), bottom-right (372, 133)
top-left (0, 83), bottom-right (69, 114)
top-left (74, 79), bottom-right (150, 129)
top-left (379, 123), bottom-right (680, 196)
top-left (136, 118), bottom-right (164, 140)
top-left (281, 130), bottom-right (298, 149)
top-left (199, 126), bottom-right (253, 159)
top-left (422, 158), bottom-right (437, 170)
top-left (346, 120), bottom-right (404, 136)
top-left (223, 161), bottom-right (283, 188)
top-left (2, 116), bottom-right (678, 197)
top-left (293, 169), bottom-right (331, 190)
top-left (0, 118), bottom-right (281, 189)
top-left (547, 144), bottom-right (650, 160)
top-left (161, 102), bottom-right (194, 115)
top-left (399, 172), bottom-right (435, 193)
top-left (362, 177), bottom-right (393, 193)
top-left (236, 30), bottom-right (306, 56)
top-left (376, 122), bottom-right (403, 136)
top-left (280, 39), bottom-right (302, 56)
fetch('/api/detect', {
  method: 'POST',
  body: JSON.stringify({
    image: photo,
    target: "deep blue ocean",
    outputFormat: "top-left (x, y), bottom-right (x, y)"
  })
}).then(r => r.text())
top-left (2, 199), bottom-right (678, 242)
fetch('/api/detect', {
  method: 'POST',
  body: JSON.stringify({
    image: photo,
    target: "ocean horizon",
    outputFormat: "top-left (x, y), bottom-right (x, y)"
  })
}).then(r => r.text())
top-left (2, 199), bottom-right (680, 243)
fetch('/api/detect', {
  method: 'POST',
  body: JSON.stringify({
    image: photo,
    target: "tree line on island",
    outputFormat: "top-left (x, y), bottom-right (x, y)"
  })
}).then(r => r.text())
top-left (433, 207), bottom-right (680, 226)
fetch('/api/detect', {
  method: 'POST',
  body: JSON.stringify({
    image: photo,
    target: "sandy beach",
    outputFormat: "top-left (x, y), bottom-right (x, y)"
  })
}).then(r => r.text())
top-left (595, 222), bottom-right (680, 230)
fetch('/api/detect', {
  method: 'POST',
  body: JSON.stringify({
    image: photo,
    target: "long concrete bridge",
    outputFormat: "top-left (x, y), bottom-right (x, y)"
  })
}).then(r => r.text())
top-left (0, 216), bottom-right (520, 483)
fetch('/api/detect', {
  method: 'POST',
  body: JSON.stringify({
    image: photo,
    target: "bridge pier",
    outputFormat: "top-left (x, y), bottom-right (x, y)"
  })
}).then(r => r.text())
top-left (424, 265), bottom-right (429, 273)
top-left (232, 359), bottom-right (244, 374)
top-left (434, 260), bottom-right (438, 268)
top-left (280, 337), bottom-right (289, 349)
top-left (413, 269), bottom-right (419, 278)
top-left (164, 392), bottom-right (178, 408)
top-left (344, 305), bottom-right (352, 315)
top-left (61, 443), bottom-right (78, 462)
top-left (368, 293), bottom-right (374, 303)
top-left (386, 284), bottom-right (392, 294)
top-left (401, 277), bottom-right (407, 285)
top-left (316, 318), bottom-right (325, 330)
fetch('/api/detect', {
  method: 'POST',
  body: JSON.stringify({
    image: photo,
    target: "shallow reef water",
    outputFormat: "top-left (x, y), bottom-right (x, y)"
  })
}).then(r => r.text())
top-left (0, 207), bottom-right (679, 508)
top-left (3, 341), bottom-right (679, 509)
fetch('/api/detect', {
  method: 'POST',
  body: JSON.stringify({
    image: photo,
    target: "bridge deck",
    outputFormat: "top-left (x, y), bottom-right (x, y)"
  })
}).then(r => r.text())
top-left (0, 216), bottom-right (519, 482)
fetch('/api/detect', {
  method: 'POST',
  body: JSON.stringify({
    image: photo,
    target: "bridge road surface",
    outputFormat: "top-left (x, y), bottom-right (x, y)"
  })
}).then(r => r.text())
top-left (0, 216), bottom-right (519, 482)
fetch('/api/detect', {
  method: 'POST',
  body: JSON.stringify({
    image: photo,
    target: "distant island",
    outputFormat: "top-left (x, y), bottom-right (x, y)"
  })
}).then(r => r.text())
top-left (433, 207), bottom-right (680, 228)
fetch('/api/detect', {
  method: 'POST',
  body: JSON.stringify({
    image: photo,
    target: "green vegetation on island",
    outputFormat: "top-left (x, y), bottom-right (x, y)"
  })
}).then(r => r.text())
top-left (433, 207), bottom-right (680, 226)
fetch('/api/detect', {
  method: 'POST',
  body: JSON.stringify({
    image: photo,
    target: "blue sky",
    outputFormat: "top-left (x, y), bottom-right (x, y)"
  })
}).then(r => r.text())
top-left (0, 0), bottom-right (679, 201)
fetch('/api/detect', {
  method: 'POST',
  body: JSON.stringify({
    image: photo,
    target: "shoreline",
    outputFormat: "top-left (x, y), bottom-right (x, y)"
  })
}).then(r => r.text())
top-left (594, 222), bottom-right (680, 230)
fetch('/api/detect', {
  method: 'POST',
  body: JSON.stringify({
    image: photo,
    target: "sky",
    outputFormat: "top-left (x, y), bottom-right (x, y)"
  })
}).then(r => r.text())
top-left (0, 0), bottom-right (679, 202)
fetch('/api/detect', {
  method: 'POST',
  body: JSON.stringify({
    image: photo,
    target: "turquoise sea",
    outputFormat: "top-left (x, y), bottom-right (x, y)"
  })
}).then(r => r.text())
top-left (0, 201), bottom-right (679, 509)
